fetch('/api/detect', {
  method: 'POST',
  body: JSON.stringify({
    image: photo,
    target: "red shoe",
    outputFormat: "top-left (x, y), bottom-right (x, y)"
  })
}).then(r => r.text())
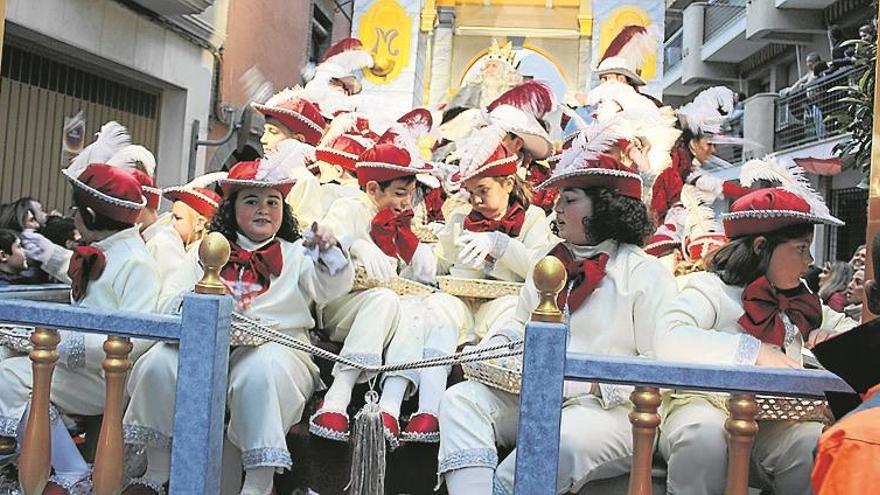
top-left (42, 474), bottom-right (92, 495)
top-left (381, 411), bottom-right (400, 450)
top-left (309, 403), bottom-right (350, 442)
top-left (401, 411), bottom-right (440, 443)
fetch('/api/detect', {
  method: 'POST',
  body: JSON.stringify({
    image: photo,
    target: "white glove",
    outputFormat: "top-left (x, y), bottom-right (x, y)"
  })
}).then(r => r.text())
top-left (350, 238), bottom-right (396, 282)
top-left (409, 243), bottom-right (437, 284)
top-left (477, 333), bottom-right (511, 349)
top-left (455, 231), bottom-right (505, 267)
top-left (19, 230), bottom-right (56, 264)
top-left (428, 222), bottom-right (448, 237)
top-left (693, 173), bottom-right (723, 198)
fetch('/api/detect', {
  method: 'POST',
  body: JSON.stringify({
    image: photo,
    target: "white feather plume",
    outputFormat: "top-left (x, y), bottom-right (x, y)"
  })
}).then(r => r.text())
top-left (680, 184), bottom-right (722, 238)
top-left (320, 49), bottom-right (374, 74)
top-left (66, 121), bottom-right (131, 178)
top-left (185, 172), bottom-right (228, 189)
top-left (739, 155), bottom-right (831, 217)
top-left (319, 113), bottom-right (360, 147)
top-left (677, 86), bottom-right (736, 135)
top-left (107, 145), bottom-right (157, 177)
top-left (454, 125), bottom-right (508, 179)
top-left (263, 87), bottom-right (303, 109)
top-left (257, 139), bottom-right (310, 182)
top-left (556, 121), bottom-right (625, 176)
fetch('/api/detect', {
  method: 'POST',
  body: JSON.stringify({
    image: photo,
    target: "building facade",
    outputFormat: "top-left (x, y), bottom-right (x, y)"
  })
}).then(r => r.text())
top-left (662, 0), bottom-right (874, 262)
top-left (0, 0), bottom-right (225, 209)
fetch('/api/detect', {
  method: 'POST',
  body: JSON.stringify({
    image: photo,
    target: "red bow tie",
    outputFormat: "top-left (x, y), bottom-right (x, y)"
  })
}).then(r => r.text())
top-left (463, 201), bottom-right (527, 238)
top-left (370, 208), bottom-right (419, 263)
top-left (738, 276), bottom-right (822, 348)
top-left (221, 240), bottom-right (284, 298)
top-left (68, 245), bottom-right (107, 302)
top-left (549, 243), bottom-right (609, 313)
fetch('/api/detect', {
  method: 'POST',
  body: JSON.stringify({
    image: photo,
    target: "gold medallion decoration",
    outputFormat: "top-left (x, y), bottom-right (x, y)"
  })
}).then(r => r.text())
top-left (359, 0), bottom-right (413, 85)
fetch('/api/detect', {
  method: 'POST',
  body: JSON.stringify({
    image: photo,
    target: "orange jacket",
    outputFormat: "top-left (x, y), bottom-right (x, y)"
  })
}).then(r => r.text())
top-left (812, 385), bottom-right (880, 494)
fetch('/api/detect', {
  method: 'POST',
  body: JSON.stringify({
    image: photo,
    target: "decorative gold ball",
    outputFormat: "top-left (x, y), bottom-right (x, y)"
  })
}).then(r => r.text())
top-left (370, 57), bottom-right (395, 77)
top-left (533, 256), bottom-right (567, 295)
top-left (199, 232), bottom-right (231, 269)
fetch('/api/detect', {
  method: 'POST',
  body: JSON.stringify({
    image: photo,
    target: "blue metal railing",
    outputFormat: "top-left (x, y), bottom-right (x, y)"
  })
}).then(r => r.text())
top-left (513, 320), bottom-right (854, 494)
top-left (0, 290), bottom-right (232, 494)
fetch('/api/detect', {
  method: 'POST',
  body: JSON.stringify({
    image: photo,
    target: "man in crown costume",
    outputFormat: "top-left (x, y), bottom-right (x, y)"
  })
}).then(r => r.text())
top-left (2, 123), bottom-right (161, 494)
top-left (446, 40), bottom-right (524, 113)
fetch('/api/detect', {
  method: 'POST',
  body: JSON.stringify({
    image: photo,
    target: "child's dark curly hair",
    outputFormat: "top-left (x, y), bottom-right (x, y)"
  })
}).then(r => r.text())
top-left (208, 190), bottom-right (300, 244)
top-left (582, 187), bottom-right (654, 246)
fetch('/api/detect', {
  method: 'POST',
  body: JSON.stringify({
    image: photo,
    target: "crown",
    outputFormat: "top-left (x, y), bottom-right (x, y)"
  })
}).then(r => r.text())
top-left (485, 39), bottom-right (516, 67)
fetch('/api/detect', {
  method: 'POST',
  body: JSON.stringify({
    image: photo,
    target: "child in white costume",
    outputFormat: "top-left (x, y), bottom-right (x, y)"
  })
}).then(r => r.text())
top-left (376, 124), bottom-right (557, 448)
top-left (438, 149), bottom-right (677, 495)
top-left (654, 158), bottom-right (857, 495)
top-left (310, 125), bottom-right (438, 441)
top-left (122, 152), bottom-right (353, 495)
top-left (0, 123), bottom-right (161, 494)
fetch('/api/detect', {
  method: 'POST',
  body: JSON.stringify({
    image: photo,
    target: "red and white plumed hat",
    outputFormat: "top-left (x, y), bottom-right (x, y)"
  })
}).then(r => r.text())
top-left (62, 121), bottom-right (146, 224)
top-left (595, 25), bottom-right (658, 86)
top-left (163, 172), bottom-right (227, 218)
top-left (129, 169), bottom-right (161, 210)
top-left (485, 81), bottom-right (555, 160)
top-left (315, 113), bottom-right (379, 173)
top-left (722, 156), bottom-right (843, 238)
top-left (538, 124), bottom-right (642, 199)
top-left (449, 125), bottom-right (518, 184)
top-left (220, 140), bottom-right (312, 197)
top-left (107, 144), bottom-right (157, 178)
top-left (356, 143), bottom-right (433, 187)
top-left (677, 86), bottom-right (737, 138)
top-left (373, 108), bottom-right (440, 188)
top-left (644, 223), bottom-right (682, 257)
top-left (310, 38), bottom-right (373, 86)
top-left (680, 185), bottom-right (727, 261)
top-left (252, 88), bottom-right (327, 146)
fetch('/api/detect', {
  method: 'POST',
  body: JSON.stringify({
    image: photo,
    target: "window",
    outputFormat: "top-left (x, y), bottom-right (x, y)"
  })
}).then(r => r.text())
top-left (309, 6), bottom-right (334, 64)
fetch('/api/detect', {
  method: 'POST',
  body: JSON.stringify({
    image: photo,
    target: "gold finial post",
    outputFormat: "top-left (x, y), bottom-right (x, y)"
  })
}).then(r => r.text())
top-left (195, 232), bottom-right (231, 295)
top-left (724, 393), bottom-right (759, 495)
top-left (19, 326), bottom-right (60, 495)
top-left (92, 336), bottom-right (134, 495)
top-left (531, 256), bottom-right (567, 323)
top-left (627, 386), bottom-right (662, 495)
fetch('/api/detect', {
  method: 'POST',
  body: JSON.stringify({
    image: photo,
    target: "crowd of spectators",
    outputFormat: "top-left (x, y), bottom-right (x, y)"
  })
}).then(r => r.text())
top-left (0, 197), bottom-right (80, 286)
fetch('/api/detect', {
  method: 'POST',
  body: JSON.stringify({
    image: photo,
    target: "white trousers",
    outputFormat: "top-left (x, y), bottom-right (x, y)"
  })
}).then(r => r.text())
top-left (383, 293), bottom-right (472, 392)
top-left (658, 397), bottom-right (823, 495)
top-left (123, 342), bottom-right (318, 470)
top-left (438, 380), bottom-right (633, 495)
top-left (321, 288), bottom-right (400, 380)
top-left (0, 332), bottom-right (152, 437)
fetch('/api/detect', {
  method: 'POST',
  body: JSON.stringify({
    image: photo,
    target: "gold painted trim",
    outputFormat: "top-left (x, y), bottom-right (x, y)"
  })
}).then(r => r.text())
top-left (421, 0), bottom-right (437, 32)
top-left (454, 26), bottom-right (580, 39)
top-left (577, 0), bottom-right (592, 37)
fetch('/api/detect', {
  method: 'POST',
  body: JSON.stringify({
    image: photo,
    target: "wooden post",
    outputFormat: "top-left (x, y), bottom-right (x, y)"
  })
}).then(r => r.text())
top-left (863, 6), bottom-right (880, 322)
top-left (627, 386), bottom-right (661, 495)
top-left (92, 336), bottom-right (133, 495)
top-left (18, 327), bottom-right (61, 495)
top-left (724, 393), bottom-right (759, 495)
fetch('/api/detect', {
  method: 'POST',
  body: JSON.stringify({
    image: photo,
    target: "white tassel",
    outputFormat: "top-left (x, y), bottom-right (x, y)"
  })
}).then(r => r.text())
top-left (347, 390), bottom-right (385, 495)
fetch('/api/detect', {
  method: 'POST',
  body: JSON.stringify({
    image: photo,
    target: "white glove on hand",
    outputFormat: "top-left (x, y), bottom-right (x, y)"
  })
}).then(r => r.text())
top-left (456, 231), bottom-right (504, 267)
top-left (19, 230), bottom-right (56, 264)
top-left (477, 333), bottom-right (511, 349)
top-left (350, 238), bottom-right (396, 282)
top-left (409, 243), bottom-right (437, 284)
top-left (693, 173), bottom-right (723, 198)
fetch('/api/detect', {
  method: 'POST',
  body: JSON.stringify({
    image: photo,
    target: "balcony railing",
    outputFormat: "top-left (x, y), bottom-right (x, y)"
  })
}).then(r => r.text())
top-left (664, 29), bottom-right (684, 74)
top-left (703, 0), bottom-right (747, 44)
top-left (774, 66), bottom-right (865, 151)
top-left (714, 114), bottom-right (744, 165)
